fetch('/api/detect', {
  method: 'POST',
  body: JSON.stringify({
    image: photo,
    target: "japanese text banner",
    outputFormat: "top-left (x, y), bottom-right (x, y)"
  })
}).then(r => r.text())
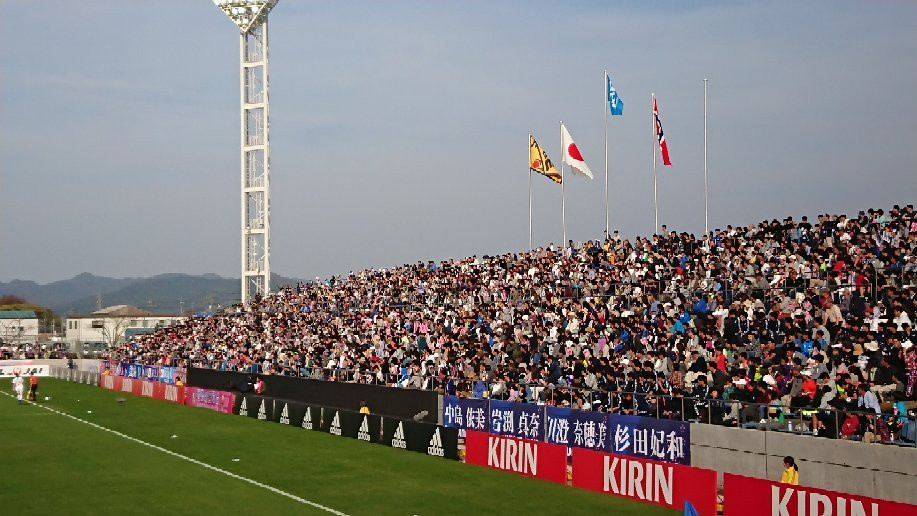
top-left (443, 396), bottom-right (489, 433)
top-left (608, 414), bottom-right (690, 465)
top-left (545, 406), bottom-right (610, 452)
top-left (489, 400), bottom-right (545, 441)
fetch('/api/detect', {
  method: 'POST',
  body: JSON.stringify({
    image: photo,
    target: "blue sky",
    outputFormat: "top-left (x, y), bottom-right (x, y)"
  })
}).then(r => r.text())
top-left (1, 1), bottom-right (915, 283)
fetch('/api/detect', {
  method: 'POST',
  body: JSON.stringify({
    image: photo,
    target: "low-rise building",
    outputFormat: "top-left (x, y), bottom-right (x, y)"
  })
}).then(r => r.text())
top-left (64, 305), bottom-right (186, 351)
top-left (0, 310), bottom-right (40, 346)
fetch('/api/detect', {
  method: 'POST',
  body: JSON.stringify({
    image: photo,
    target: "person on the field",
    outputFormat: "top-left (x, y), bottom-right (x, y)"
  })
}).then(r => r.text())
top-left (12, 372), bottom-right (24, 404)
top-left (28, 375), bottom-right (39, 402)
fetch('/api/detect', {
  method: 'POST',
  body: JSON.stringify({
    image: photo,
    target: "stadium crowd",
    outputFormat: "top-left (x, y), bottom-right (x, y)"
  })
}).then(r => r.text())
top-left (111, 205), bottom-right (917, 442)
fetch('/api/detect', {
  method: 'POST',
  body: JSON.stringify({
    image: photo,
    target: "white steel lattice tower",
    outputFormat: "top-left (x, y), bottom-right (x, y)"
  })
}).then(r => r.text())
top-left (213, 0), bottom-right (278, 305)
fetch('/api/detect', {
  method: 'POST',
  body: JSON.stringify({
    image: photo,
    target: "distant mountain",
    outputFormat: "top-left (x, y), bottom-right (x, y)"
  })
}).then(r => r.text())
top-left (0, 273), bottom-right (306, 315)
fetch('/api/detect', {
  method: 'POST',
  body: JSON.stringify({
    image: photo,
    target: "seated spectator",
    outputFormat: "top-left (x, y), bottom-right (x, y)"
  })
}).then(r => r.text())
top-left (104, 204), bottom-right (916, 446)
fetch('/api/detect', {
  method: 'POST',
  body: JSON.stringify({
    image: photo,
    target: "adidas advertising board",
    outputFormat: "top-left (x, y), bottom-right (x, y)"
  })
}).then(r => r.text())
top-left (330, 411), bottom-right (342, 435)
top-left (245, 396), bottom-right (270, 419)
top-left (354, 414), bottom-right (381, 443)
top-left (427, 428), bottom-right (445, 457)
top-left (391, 422), bottom-right (407, 449)
top-left (302, 407), bottom-right (314, 430)
top-left (318, 408), bottom-right (365, 439)
top-left (357, 417), bottom-right (371, 441)
top-left (381, 418), bottom-right (458, 460)
top-left (268, 401), bottom-right (306, 427)
top-left (320, 409), bottom-right (340, 434)
top-left (234, 395), bottom-right (271, 419)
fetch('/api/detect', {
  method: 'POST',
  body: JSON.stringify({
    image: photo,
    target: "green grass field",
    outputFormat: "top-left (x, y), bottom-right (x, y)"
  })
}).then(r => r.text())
top-left (0, 379), bottom-right (674, 515)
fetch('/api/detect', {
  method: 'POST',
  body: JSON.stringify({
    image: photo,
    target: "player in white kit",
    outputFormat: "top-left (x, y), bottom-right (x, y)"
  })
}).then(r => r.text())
top-left (12, 372), bottom-right (24, 404)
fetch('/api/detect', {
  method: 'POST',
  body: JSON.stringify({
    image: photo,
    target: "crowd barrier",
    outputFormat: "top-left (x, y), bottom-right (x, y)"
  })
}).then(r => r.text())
top-left (723, 473), bottom-right (917, 516)
top-left (229, 392), bottom-right (459, 460)
top-left (444, 395), bottom-right (692, 465)
top-left (99, 361), bottom-right (182, 385)
top-left (456, 381), bottom-right (917, 448)
top-left (50, 367), bottom-right (100, 385)
top-left (98, 373), bottom-right (185, 404)
top-left (186, 367), bottom-right (439, 422)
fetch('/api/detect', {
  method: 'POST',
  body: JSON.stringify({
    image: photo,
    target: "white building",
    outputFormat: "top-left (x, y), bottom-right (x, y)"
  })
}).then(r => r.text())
top-left (65, 305), bottom-right (186, 351)
top-left (0, 310), bottom-right (40, 346)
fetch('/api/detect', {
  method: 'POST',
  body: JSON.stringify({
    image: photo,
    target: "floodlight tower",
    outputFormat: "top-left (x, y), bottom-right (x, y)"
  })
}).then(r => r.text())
top-left (212, 0), bottom-right (278, 305)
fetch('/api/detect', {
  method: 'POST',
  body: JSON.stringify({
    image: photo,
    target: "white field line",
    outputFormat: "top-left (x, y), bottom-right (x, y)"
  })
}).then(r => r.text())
top-left (1, 391), bottom-right (348, 516)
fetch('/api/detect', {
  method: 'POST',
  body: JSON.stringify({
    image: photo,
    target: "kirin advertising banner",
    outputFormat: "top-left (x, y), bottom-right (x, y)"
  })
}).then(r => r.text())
top-left (465, 430), bottom-right (567, 485)
top-left (723, 473), bottom-right (917, 516)
top-left (572, 448), bottom-right (716, 516)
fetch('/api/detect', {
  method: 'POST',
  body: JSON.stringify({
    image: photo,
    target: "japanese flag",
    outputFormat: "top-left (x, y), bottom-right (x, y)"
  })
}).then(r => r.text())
top-left (561, 124), bottom-right (593, 179)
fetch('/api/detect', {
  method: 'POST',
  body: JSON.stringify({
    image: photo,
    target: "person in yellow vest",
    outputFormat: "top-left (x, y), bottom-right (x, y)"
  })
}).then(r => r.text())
top-left (28, 375), bottom-right (39, 401)
top-left (359, 400), bottom-right (370, 415)
top-left (781, 456), bottom-right (799, 485)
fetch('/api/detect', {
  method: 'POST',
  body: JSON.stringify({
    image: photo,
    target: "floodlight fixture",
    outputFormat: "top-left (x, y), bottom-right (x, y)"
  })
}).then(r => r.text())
top-left (212, 0), bottom-right (279, 304)
top-left (213, 0), bottom-right (278, 34)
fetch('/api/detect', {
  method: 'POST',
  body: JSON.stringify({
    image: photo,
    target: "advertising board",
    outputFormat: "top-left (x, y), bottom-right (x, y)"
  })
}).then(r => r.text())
top-left (723, 473), bottom-right (917, 516)
top-left (464, 430), bottom-right (567, 484)
top-left (572, 448), bottom-right (716, 515)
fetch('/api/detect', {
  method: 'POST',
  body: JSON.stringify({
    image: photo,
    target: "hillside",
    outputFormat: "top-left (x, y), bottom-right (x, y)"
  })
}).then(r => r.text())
top-left (0, 273), bottom-right (305, 315)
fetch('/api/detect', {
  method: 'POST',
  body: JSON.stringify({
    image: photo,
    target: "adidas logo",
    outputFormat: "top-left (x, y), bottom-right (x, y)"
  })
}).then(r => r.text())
top-left (279, 404), bottom-right (290, 425)
top-left (357, 416), bottom-right (371, 441)
top-left (391, 422), bottom-right (407, 449)
top-left (427, 428), bottom-right (445, 457)
top-left (239, 398), bottom-right (248, 416)
top-left (302, 408), bottom-right (313, 430)
top-left (330, 411), bottom-right (342, 436)
top-left (257, 400), bottom-right (267, 420)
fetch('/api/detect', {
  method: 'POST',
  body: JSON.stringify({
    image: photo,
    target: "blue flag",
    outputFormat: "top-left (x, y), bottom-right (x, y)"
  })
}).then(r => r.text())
top-left (607, 74), bottom-right (624, 115)
top-left (684, 500), bottom-right (700, 516)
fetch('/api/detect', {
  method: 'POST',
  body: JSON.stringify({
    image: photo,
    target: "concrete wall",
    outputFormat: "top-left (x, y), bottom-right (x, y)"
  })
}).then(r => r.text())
top-left (690, 423), bottom-right (917, 505)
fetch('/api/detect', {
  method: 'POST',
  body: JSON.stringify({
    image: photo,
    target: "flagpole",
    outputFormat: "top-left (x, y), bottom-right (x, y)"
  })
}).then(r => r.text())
top-left (604, 70), bottom-right (609, 237)
top-left (528, 134), bottom-right (534, 250)
top-left (703, 78), bottom-right (709, 235)
top-left (652, 94), bottom-right (658, 235)
top-left (560, 120), bottom-right (567, 246)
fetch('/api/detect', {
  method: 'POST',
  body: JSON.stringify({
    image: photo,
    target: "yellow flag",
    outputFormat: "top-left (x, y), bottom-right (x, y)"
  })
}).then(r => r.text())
top-left (529, 135), bottom-right (562, 184)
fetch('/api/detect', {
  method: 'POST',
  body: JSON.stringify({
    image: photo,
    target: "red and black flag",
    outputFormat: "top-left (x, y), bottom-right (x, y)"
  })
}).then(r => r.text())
top-left (653, 97), bottom-right (672, 166)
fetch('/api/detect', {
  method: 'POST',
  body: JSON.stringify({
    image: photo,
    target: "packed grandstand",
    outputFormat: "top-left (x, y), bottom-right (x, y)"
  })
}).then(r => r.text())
top-left (110, 204), bottom-right (917, 443)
